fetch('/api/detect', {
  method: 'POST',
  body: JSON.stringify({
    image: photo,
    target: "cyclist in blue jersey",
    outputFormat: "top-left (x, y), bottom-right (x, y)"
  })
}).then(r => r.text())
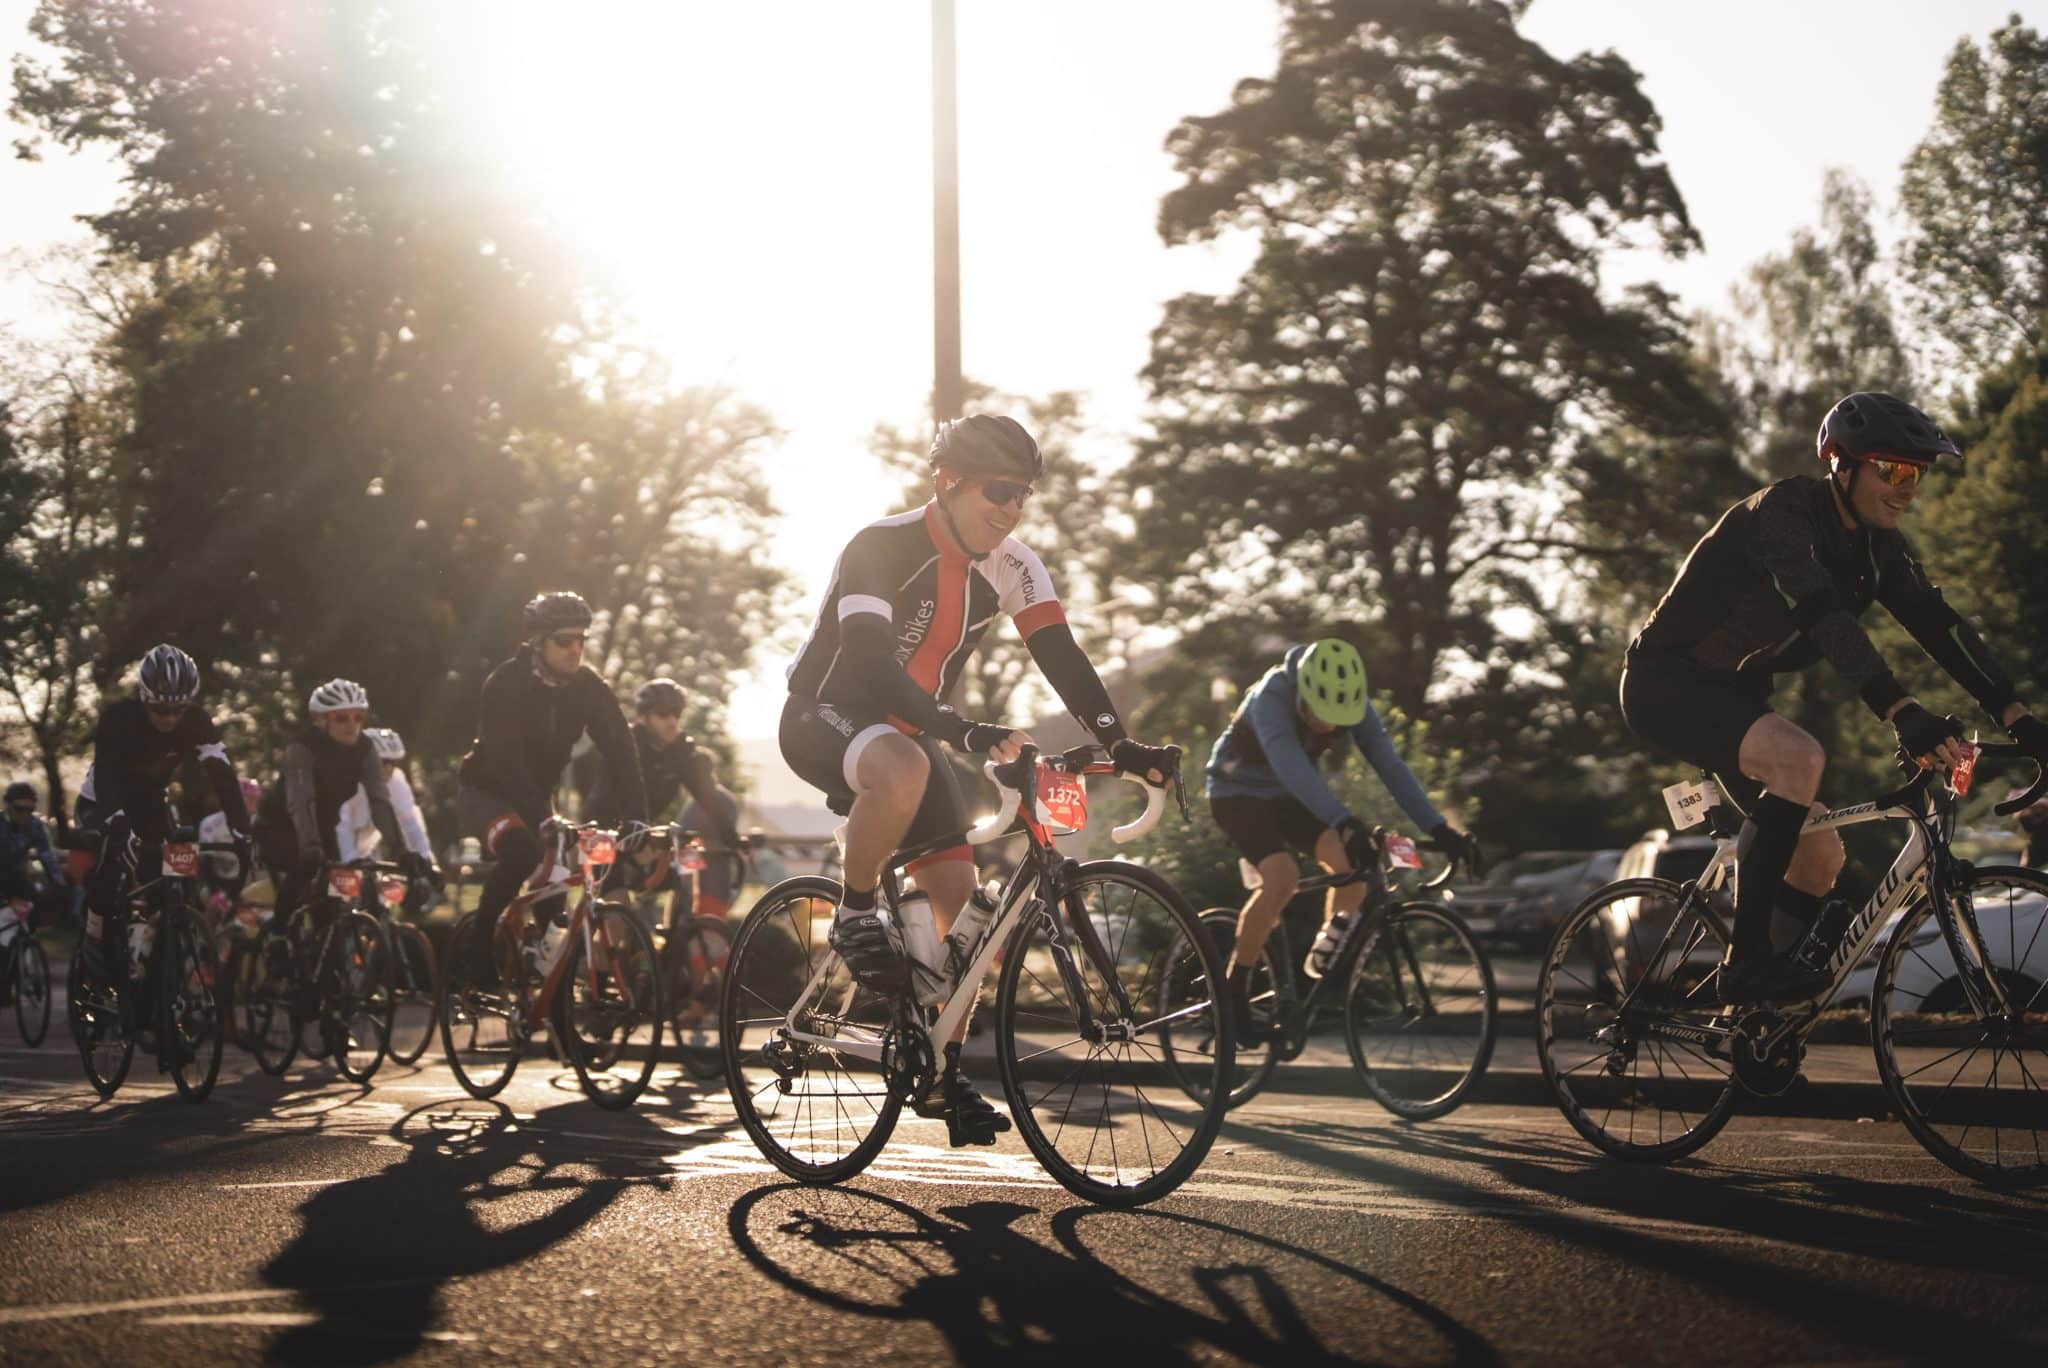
top-left (1207, 639), bottom-right (1479, 1041)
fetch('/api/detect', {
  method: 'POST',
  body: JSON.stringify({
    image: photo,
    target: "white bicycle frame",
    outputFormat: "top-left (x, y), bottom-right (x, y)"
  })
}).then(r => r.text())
top-left (777, 764), bottom-right (1173, 1064)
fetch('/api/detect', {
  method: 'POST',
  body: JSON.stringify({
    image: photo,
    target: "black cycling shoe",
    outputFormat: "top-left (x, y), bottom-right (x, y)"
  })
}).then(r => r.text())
top-left (915, 1071), bottom-right (1012, 1148)
top-left (1227, 968), bottom-right (1269, 1048)
top-left (829, 907), bottom-right (907, 996)
top-left (1718, 954), bottom-right (1831, 1006)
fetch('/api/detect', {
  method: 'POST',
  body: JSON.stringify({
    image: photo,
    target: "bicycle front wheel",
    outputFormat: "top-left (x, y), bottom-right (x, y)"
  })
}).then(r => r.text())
top-left (439, 911), bottom-right (524, 1099)
top-left (1345, 902), bottom-right (1496, 1120)
top-left (1536, 878), bottom-right (1738, 1162)
top-left (721, 876), bottom-right (900, 1184)
top-left (1872, 864), bottom-right (2048, 1187)
top-left (554, 900), bottom-right (662, 1110)
top-left (1158, 908), bottom-right (1278, 1110)
top-left (71, 956), bottom-right (133, 1098)
top-left (995, 861), bottom-right (1231, 1206)
top-left (667, 916), bottom-right (731, 1082)
top-left (385, 922), bottom-right (438, 1066)
top-left (15, 936), bottom-right (51, 1046)
top-left (244, 926), bottom-right (300, 1075)
top-left (161, 915), bottom-right (223, 1102)
top-left (324, 910), bottom-right (393, 1084)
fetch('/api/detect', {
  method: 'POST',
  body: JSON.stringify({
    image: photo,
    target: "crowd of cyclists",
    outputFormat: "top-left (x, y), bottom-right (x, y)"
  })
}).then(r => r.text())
top-left (4, 387), bottom-right (2045, 1192)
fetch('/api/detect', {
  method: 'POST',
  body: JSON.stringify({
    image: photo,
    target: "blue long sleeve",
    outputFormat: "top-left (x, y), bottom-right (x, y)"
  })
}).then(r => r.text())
top-left (1349, 704), bottom-right (1444, 833)
top-left (1245, 675), bottom-right (1351, 829)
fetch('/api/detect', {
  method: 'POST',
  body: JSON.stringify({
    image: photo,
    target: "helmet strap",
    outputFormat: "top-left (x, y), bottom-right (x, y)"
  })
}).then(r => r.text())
top-left (932, 485), bottom-right (975, 558)
top-left (1829, 460), bottom-right (1869, 532)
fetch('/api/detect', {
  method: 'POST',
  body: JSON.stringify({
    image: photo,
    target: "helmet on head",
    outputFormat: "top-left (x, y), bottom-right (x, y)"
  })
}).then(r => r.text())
top-left (928, 415), bottom-right (1043, 482)
top-left (634, 678), bottom-right (686, 715)
top-left (238, 777), bottom-right (263, 810)
top-left (137, 644), bottom-right (201, 705)
top-left (309, 678), bottom-right (370, 716)
top-left (4, 781), bottom-right (34, 808)
top-left (523, 590), bottom-right (592, 638)
top-left (365, 727), bottom-right (407, 762)
top-left (1298, 639), bottom-right (1369, 729)
top-left (1816, 392), bottom-right (1960, 473)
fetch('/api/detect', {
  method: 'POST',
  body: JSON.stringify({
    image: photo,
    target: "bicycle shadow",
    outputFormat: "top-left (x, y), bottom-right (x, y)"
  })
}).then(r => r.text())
top-left (258, 1096), bottom-right (663, 1365)
top-left (726, 1183), bottom-right (1496, 1365)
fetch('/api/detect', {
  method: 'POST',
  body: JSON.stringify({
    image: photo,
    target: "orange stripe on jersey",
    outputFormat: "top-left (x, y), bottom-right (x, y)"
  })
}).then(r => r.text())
top-left (1013, 600), bottom-right (1067, 639)
top-left (904, 510), bottom-right (970, 696)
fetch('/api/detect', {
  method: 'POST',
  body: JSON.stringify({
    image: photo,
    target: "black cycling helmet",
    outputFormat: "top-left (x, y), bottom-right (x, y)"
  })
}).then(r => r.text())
top-left (4, 781), bottom-right (34, 808)
top-left (1816, 392), bottom-right (1960, 471)
top-left (928, 414), bottom-right (1043, 481)
top-left (137, 643), bottom-right (201, 704)
top-left (522, 590), bottom-right (593, 638)
top-left (634, 677), bottom-right (686, 715)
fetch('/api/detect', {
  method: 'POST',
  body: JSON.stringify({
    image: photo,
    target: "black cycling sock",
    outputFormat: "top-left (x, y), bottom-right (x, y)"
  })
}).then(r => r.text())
top-left (839, 885), bottom-right (876, 914)
top-left (1735, 794), bottom-right (1809, 961)
top-left (1776, 886), bottom-right (1823, 928)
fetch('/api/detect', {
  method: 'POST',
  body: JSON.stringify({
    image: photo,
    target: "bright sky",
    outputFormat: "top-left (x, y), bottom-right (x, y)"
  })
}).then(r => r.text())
top-left (2, 0), bottom-right (2037, 781)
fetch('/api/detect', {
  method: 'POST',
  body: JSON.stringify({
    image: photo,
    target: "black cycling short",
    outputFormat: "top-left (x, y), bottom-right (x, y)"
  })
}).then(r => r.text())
top-left (779, 696), bottom-right (969, 852)
top-left (1619, 649), bottom-right (1768, 812)
top-left (1210, 793), bottom-right (1330, 866)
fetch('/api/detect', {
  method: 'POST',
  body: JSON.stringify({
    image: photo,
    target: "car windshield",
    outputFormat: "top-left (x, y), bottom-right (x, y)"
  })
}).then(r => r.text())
top-left (1476, 852), bottom-right (1581, 888)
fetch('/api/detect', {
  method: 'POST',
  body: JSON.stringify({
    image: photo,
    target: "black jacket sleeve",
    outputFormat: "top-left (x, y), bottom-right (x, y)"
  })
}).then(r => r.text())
top-left (840, 615), bottom-right (974, 748)
top-left (1878, 534), bottom-right (2019, 722)
top-left (584, 676), bottom-right (648, 823)
top-left (189, 711), bottom-right (250, 837)
top-left (1023, 622), bottom-right (1128, 746)
top-left (283, 741), bottom-right (321, 851)
top-left (675, 741), bottom-right (739, 845)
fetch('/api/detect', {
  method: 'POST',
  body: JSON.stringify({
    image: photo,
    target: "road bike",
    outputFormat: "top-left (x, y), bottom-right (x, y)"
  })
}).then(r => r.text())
top-left (1, 888), bottom-right (52, 1046)
top-left (238, 858), bottom-right (397, 1083)
top-left (1161, 832), bottom-right (1495, 1118)
top-left (1535, 741), bottom-right (2048, 1186)
top-left (626, 825), bottom-right (756, 1082)
top-left (68, 835), bottom-right (229, 1101)
top-left (721, 744), bottom-right (1234, 1207)
top-left (438, 819), bottom-right (664, 1110)
top-left (362, 866), bottom-right (438, 1065)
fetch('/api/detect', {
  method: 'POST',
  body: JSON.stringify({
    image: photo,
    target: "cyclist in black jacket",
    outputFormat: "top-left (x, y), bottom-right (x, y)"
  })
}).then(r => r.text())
top-left (456, 592), bottom-right (647, 981)
top-left (586, 677), bottom-right (741, 899)
top-left (1621, 392), bottom-right (2048, 1003)
top-left (76, 645), bottom-right (253, 1002)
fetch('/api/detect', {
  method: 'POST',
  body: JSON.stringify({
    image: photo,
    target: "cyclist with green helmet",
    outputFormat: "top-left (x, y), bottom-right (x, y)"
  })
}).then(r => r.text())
top-left (1206, 639), bottom-right (1478, 1041)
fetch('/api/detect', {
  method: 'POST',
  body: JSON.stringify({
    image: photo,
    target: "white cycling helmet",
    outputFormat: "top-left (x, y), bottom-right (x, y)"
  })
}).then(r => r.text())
top-left (365, 727), bottom-right (407, 762)
top-left (308, 678), bottom-right (370, 716)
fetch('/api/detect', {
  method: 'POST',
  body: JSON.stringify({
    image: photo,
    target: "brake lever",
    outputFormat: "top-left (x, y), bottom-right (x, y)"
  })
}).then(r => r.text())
top-left (1171, 763), bottom-right (1189, 821)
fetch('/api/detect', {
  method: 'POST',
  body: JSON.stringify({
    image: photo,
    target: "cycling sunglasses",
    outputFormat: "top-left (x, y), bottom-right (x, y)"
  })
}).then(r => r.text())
top-left (145, 701), bottom-right (189, 720)
top-left (1865, 456), bottom-right (1928, 489)
top-left (323, 709), bottom-right (368, 725)
top-left (978, 478), bottom-right (1034, 508)
top-left (548, 631), bottom-right (588, 648)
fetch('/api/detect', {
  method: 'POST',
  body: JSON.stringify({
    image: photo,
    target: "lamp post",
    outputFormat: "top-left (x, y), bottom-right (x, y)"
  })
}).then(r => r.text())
top-left (932, 0), bottom-right (962, 426)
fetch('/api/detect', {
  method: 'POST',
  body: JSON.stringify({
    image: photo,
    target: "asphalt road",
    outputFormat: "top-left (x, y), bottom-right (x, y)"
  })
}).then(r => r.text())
top-left (2, 1026), bottom-right (2045, 1366)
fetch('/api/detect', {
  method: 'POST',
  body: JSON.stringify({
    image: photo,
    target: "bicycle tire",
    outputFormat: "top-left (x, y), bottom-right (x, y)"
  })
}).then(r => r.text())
top-left (161, 914), bottom-right (223, 1102)
top-left (721, 875), bottom-right (900, 1184)
top-left (1346, 901), bottom-right (1496, 1120)
top-left (1536, 877), bottom-right (1739, 1162)
top-left (72, 955), bottom-right (133, 1098)
top-left (668, 915), bottom-right (731, 1082)
top-left (995, 860), bottom-right (1232, 1207)
top-left (245, 925), bottom-right (300, 1075)
top-left (439, 911), bottom-right (523, 1099)
top-left (385, 921), bottom-right (438, 1066)
top-left (326, 909), bottom-right (393, 1084)
top-left (1158, 908), bottom-right (1279, 1110)
top-left (15, 936), bottom-right (51, 1046)
top-left (1871, 864), bottom-right (2048, 1188)
top-left (553, 899), bottom-right (662, 1110)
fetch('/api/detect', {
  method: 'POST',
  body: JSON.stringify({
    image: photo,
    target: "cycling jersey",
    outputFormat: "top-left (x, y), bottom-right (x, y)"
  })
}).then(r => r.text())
top-left (336, 765), bottom-right (433, 862)
top-left (586, 723), bottom-right (728, 837)
top-left (1631, 476), bottom-right (2017, 720)
top-left (255, 727), bottom-right (404, 863)
top-left (1206, 644), bottom-right (1443, 834)
top-left (0, 813), bottom-right (61, 892)
top-left (87, 698), bottom-right (250, 836)
top-left (458, 645), bottom-right (646, 828)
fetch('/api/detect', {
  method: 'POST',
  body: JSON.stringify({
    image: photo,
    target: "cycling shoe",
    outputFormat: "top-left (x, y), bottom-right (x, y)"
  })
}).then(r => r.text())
top-left (828, 908), bottom-right (907, 996)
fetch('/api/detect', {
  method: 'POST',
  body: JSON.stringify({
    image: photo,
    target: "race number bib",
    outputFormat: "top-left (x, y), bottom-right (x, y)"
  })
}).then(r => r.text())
top-left (327, 867), bottom-right (362, 899)
top-left (162, 844), bottom-right (200, 878)
top-left (579, 830), bottom-right (617, 868)
top-left (1661, 779), bottom-right (1720, 831)
top-left (1383, 834), bottom-right (1424, 870)
top-left (1035, 769), bottom-right (1089, 835)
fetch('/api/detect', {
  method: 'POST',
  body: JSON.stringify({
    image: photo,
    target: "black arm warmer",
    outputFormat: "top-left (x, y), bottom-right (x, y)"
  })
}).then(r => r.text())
top-left (841, 615), bottom-right (973, 748)
top-left (1023, 623), bottom-right (1127, 745)
top-left (586, 684), bottom-right (649, 823)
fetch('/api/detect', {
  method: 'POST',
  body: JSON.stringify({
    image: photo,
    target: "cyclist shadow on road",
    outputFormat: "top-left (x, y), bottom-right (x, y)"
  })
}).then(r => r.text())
top-left (259, 1097), bottom-right (664, 1366)
top-left (727, 1184), bottom-right (1497, 1365)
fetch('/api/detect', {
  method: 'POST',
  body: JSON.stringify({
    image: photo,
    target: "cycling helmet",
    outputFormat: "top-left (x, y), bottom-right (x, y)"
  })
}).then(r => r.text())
top-left (928, 415), bottom-right (1043, 481)
top-left (523, 590), bottom-right (592, 637)
top-left (309, 678), bottom-right (370, 715)
top-left (1816, 392), bottom-right (1960, 472)
top-left (4, 781), bottom-right (34, 808)
top-left (634, 678), bottom-right (686, 715)
top-left (137, 644), bottom-right (201, 704)
top-left (1298, 639), bottom-right (1369, 728)
top-left (238, 777), bottom-right (263, 810)
top-left (366, 727), bottom-right (407, 762)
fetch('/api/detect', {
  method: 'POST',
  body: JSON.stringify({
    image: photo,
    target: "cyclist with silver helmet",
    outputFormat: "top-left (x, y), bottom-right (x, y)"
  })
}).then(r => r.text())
top-left (75, 645), bottom-right (254, 1004)
top-left (782, 413), bottom-right (1177, 1146)
top-left (1207, 639), bottom-right (1479, 1041)
top-left (584, 677), bottom-right (741, 906)
top-left (253, 680), bottom-right (430, 923)
top-left (455, 591), bottom-right (647, 983)
top-left (1622, 391), bottom-right (2048, 1004)
top-left (335, 729), bottom-right (436, 871)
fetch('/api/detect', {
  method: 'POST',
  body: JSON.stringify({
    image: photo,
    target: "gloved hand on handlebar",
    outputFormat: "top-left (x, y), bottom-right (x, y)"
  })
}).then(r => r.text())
top-left (1109, 738), bottom-right (1178, 786)
top-left (1335, 816), bottom-right (1379, 872)
top-left (1429, 823), bottom-right (1485, 877)
top-left (2007, 712), bottom-right (2048, 763)
top-left (298, 843), bottom-right (327, 876)
top-left (1892, 702), bottom-right (1965, 770)
top-left (396, 849), bottom-right (433, 880)
top-left (961, 724), bottom-right (1032, 762)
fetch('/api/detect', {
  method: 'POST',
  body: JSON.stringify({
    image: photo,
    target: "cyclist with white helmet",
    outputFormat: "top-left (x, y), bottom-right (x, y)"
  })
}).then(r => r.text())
top-left (1207, 639), bottom-right (1479, 1042)
top-left (335, 728), bottom-right (435, 870)
top-left (75, 645), bottom-right (254, 1007)
top-left (252, 679), bottom-right (429, 923)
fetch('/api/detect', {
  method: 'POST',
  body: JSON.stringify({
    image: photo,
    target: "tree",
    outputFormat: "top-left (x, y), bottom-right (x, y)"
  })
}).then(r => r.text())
top-left (1126, 0), bottom-right (1715, 724)
top-left (1899, 18), bottom-right (2048, 386)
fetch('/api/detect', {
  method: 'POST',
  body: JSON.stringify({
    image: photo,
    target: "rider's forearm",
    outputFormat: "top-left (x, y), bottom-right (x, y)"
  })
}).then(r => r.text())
top-left (1349, 704), bottom-right (1445, 833)
top-left (1023, 623), bottom-right (1127, 745)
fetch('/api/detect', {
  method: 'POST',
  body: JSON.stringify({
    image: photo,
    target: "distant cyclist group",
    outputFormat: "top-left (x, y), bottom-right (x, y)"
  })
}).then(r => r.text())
top-left (6, 388), bottom-right (2045, 1198)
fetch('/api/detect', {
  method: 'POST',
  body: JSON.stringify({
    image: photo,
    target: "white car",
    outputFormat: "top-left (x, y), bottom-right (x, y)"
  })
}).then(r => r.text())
top-left (1835, 891), bottom-right (2048, 1011)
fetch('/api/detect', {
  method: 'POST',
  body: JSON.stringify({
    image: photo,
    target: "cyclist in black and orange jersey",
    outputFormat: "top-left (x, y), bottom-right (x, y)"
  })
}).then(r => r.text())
top-left (781, 414), bottom-right (1178, 1145)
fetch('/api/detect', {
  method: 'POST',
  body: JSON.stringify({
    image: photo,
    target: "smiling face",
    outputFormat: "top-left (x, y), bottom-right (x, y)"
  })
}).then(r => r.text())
top-left (1842, 457), bottom-right (1922, 531)
top-left (936, 470), bottom-right (1032, 556)
top-left (539, 629), bottom-right (587, 678)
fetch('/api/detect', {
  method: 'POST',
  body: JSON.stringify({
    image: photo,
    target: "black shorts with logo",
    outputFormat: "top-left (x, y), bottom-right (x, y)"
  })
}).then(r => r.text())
top-left (1619, 649), bottom-right (1770, 813)
top-left (778, 695), bottom-right (970, 850)
top-left (1210, 793), bottom-right (1331, 867)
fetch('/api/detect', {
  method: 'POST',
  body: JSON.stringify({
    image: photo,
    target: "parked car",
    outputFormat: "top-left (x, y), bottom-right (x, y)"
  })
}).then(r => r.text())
top-left (1450, 851), bottom-right (1589, 940)
top-left (1492, 849), bottom-right (1624, 949)
top-left (1597, 829), bottom-right (1726, 983)
top-left (1835, 890), bottom-right (2048, 1011)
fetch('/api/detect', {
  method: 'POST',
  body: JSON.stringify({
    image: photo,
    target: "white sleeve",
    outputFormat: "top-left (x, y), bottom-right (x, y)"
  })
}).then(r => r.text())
top-left (336, 788), bottom-right (372, 862)
top-left (198, 812), bottom-right (227, 844)
top-left (389, 768), bottom-right (433, 858)
top-left (986, 538), bottom-right (1064, 626)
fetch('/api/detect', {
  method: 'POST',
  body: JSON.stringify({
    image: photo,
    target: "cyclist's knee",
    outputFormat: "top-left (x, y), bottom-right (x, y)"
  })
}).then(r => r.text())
top-left (854, 733), bottom-right (928, 811)
top-left (1742, 716), bottom-right (1826, 800)
top-left (1255, 854), bottom-right (1299, 905)
top-left (1797, 810), bottom-right (1846, 878)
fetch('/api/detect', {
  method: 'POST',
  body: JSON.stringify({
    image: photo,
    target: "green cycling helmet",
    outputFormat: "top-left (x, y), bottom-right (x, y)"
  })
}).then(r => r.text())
top-left (1299, 639), bottom-right (1368, 728)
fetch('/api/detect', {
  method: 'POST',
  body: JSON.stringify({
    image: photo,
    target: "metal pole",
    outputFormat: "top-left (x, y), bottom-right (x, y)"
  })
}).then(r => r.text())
top-left (932, 0), bottom-right (963, 426)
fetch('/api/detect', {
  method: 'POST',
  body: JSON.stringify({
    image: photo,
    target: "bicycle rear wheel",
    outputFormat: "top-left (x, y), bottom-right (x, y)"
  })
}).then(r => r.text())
top-left (1872, 865), bottom-right (2048, 1187)
top-left (71, 956), bottom-right (133, 1098)
top-left (1158, 908), bottom-right (1278, 1110)
top-left (1345, 902), bottom-right (1496, 1120)
top-left (161, 915), bottom-right (223, 1102)
top-left (554, 900), bottom-right (662, 1110)
top-left (996, 861), bottom-right (1232, 1206)
top-left (245, 926), bottom-right (300, 1075)
top-left (667, 916), bottom-right (731, 1082)
top-left (439, 911), bottom-right (524, 1099)
top-left (721, 876), bottom-right (900, 1183)
top-left (1536, 878), bottom-right (1739, 1162)
top-left (385, 921), bottom-right (438, 1066)
top-left (325, 910), bottom-right (393, 1084)
top-left (15, 936), bottom-right (51, 1046)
